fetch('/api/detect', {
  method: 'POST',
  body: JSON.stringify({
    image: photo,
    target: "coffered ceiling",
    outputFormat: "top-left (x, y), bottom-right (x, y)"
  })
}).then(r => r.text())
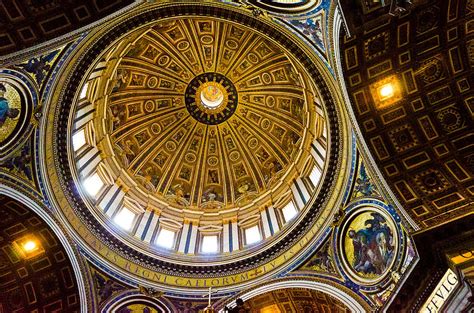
top-left (340, 0), bottom-right (474, 230)
top-left (245, 288), bottom-right (350, 312)
top-left (0, 0), bottom-right (133, 56)
top-left (0, 195), bottom-right (81, 312)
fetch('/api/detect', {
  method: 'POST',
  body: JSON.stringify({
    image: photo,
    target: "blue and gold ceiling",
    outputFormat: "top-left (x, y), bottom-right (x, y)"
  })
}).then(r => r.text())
top-left (1, 0), bottom-right (470, 312)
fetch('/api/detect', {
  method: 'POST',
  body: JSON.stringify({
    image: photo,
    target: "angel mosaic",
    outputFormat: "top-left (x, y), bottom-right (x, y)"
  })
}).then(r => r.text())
top-left (353, 163), bottom-right (376, 197)
top-left (289, 16), bottom-right (325, 51)
top-left (93, 270), bottom-right (126, 304)
top-left (301, 240), bottom-right (336, 274)
top-left (17, 50), bottom-right (58, 87)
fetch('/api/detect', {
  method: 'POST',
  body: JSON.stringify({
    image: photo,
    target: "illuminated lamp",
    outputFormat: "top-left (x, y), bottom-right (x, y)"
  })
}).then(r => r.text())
top-left (13, 235), bottom-right (45, 259)
top-left (378, 83), bottom-right (395, 100)
top-left (369, 75), bottom-right (401, 109)
top-left (261, 306), bottom-right (281, 313)
top-left (23, 240), bottom-right (37, 252)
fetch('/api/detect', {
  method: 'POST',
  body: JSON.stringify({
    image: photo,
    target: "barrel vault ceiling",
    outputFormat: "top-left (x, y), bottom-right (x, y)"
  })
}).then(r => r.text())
top-left (340, 0), bottom-right (473, 230)
top-left (0, 0), bottom-right (133, 56)
top-left (0, 195), bottom-right (81, 312)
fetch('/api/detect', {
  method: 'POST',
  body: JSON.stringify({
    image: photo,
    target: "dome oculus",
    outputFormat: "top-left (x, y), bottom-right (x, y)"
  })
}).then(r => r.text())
top-left (200, 84), bottom-right (224, 108)
top-left (185, 72), bottom-right (237, 125)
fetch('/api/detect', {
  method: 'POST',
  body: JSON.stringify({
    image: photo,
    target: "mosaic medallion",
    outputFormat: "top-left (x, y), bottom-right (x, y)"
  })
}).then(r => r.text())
top-left (0, 82), bottom-right (22, 142)
top-left (0, 74), bottom-right (33, 159)
top-left (340, 207), bottom-right (398, 284)
top-left (185, 72), bottom-right (237, 125)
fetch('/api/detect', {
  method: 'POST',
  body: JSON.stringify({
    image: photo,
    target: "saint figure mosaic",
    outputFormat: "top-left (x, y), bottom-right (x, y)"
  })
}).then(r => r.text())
top-left (343, 210), bottom-right (397, 281)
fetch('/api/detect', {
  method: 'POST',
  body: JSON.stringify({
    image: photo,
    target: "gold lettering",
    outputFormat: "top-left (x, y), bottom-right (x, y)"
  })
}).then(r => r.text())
top-left (152, 272), bottom-right (162, 282)
top-left (446, 273), bottom-right (458, 285)
top-left (441, 282), bottom-right (452, 294)
top-left (105, 250), bottom-right (118, 263)
top-left (429, 297), bottom-right (440, 310)
top-left (434, 288), bottom-right (445, 300)
top-left (422, 270), bottom-right (459, 312)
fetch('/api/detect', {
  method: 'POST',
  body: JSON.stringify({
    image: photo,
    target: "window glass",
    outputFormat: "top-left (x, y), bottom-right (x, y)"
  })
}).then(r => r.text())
top-left (202, 235), bottom-right (218, 253)
top-left (80, 82), bottom-right (88, 99)
top-left (114, 207), bottom-right (136, 231)
top-left (282, 201), bottom-right (298, 223)
top-left (83, 172), bottom-right (104, 197)
top-left (156, 228), bottom-right (176, 249)
top-left (309, 166), bottom-right (321, 188)
top-left (72, 129), bottom-right (86, 151)
top-left (245, 225), bottom-right (261, 245)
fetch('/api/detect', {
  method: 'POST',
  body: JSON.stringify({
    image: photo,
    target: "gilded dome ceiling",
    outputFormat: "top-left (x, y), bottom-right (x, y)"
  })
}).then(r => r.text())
top-left (43, 3), bottom-right (346, 293)
top-left (66, 12), bottom-right (330, 264)
top-left (93, 18), bottom-right (320, 221)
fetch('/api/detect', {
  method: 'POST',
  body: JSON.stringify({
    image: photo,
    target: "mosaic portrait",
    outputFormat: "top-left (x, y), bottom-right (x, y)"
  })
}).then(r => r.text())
top-left (0, 74), bottom-right (33, 160)
top-left (0, 81), bottom-right (22, 143)
top-left (342, 209), bottom-right (398, 282)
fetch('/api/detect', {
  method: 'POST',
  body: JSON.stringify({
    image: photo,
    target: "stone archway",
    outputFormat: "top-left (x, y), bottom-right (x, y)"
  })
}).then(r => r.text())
top-left (0, 187), bottom-right (89, 312)
top-left (219, 277), bottom-right (369, 313)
